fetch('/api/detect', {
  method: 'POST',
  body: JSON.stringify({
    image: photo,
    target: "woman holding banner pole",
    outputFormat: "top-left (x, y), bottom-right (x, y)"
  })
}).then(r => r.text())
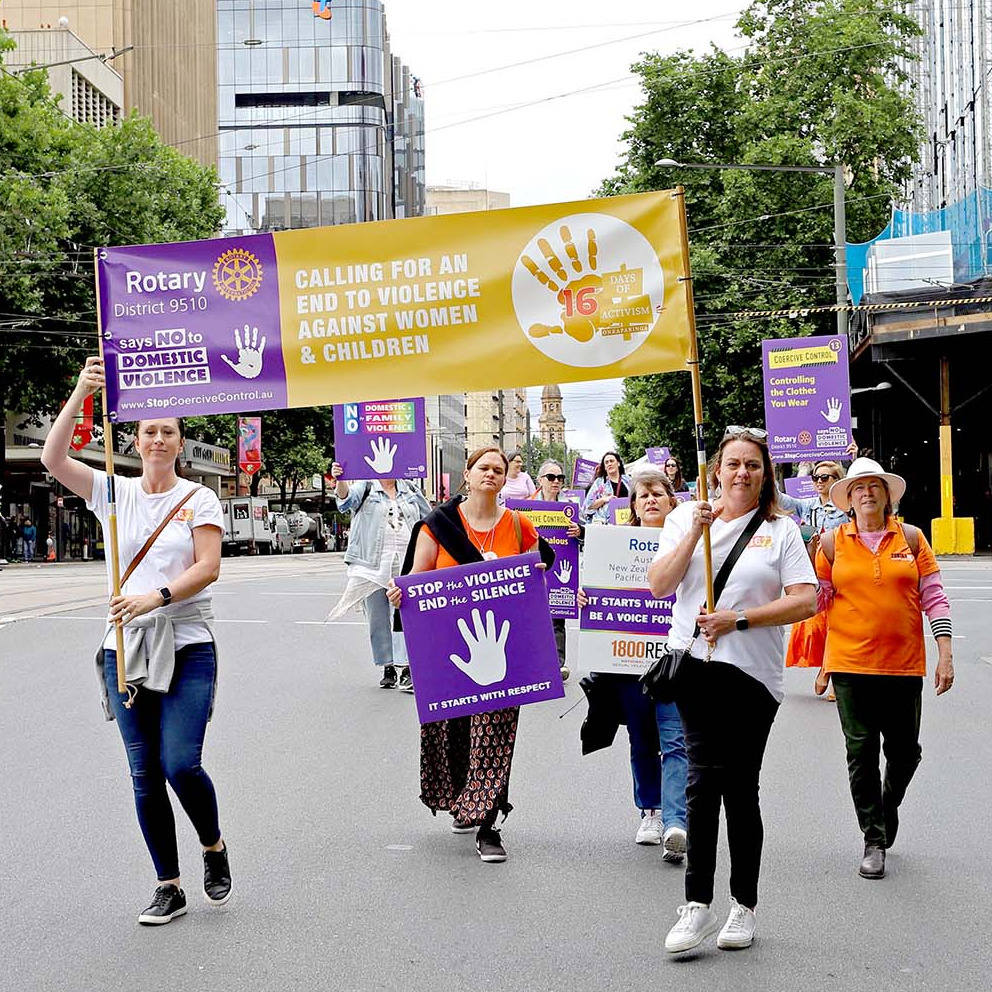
top-left (41, 356), bottom-right (231, 927)
top-left (531, 459), bottom-right (583, 680)
top-left (329, 464), bottom-right (430, 691)
top-left (387, 446), bottom-right (540, 864)
top-left (649, 428), bottom-right (817, 953)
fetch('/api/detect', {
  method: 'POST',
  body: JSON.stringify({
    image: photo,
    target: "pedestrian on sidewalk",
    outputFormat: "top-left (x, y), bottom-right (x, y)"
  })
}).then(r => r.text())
top-left (329, 465), bottom-right (430, 690)
top-left (530, 459), bottom-right (583, 681)
top-left (42, 356), bottom-right (232, 927)
top-left (387, 446), bottom-right (541, 864)
top-left (815, 458), bottom-right (954, 881)
top-left (22, 518), bottom-right (37, 560)
top-left (578, 468), bottom-right (688, 861)
top-left (649, 427), bottom-right (817, 954)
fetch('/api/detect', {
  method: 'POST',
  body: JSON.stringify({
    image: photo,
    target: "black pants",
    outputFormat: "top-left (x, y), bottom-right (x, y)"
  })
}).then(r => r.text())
top-left (831, 673), bottom-right (922, 848)
top-left (553, 617), bottom-right (567, 666)
top-left (677, 661), bottom-right (779, 909)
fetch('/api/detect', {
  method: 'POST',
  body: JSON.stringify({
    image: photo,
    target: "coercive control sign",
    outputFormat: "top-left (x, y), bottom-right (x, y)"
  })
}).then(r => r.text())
top-left (97, 191), bottom-right (692, 421)
top-left (395, 553), bottom-right (564, 724)
top-left (332, 397), bottom-right (427, 480)
top-left (579, 525), bottom-right (672, 675)
top-left (762, 334), bottom-right (852, 462)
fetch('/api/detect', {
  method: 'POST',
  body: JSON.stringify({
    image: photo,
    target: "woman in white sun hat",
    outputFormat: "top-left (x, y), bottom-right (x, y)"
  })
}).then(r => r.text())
top-left (815, 458), bottom-right (954, 882)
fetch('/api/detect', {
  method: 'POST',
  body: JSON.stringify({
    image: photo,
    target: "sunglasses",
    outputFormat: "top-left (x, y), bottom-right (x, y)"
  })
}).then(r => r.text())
top-left (665, 461), bottom-right (678, 468)
top-left (543, 473), bottom-right (566, 482)
top-left (813, 474), bottom-right (839, 483)
top-left (724, 425), bottom-right (769, 441)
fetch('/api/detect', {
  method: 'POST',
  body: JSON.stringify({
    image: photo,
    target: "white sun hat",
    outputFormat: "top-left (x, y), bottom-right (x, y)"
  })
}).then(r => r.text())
top-left (829, 457), bottom-right (906, 512)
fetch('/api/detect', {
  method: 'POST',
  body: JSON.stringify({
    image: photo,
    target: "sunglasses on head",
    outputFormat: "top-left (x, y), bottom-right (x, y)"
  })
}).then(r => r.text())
top-left (543, 473), bottom-right (566, 482)
top-left (724, 425), bottom-right (769, 441)
top-left (813, 473), bottom-right (839, 483)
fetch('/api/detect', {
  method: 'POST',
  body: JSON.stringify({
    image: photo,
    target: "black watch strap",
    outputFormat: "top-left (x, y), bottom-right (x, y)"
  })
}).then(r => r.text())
top-left (159, 586), bottom-right (173, 605)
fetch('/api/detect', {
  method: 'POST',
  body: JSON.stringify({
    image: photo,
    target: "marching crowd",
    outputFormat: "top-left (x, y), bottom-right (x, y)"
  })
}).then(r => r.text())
top-left (39, 357), bottom-right (955, 955)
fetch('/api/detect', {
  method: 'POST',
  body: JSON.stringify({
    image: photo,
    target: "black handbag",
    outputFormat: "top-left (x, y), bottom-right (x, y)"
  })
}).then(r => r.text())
top-left (640, 509), bottom-right (764, 703)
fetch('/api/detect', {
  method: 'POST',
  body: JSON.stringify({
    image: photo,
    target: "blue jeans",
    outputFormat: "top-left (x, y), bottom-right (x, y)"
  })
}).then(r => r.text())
top-left (364, 586), bottom-right (408, 667)
top-left (616, 676), bottom-right (687, 830)
top-left (104, 643), bottom-right (221, 881)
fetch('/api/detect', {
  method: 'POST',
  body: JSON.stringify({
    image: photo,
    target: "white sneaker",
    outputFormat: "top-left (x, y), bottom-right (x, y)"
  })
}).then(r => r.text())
top-left (663, 825), bottom-right (687, 863)
top-left (717, 897), bottom-right (756, 949)
top-left (665, 902), bottom-right (720, 953)
top-left (635, 811), bottom-right (663, 845)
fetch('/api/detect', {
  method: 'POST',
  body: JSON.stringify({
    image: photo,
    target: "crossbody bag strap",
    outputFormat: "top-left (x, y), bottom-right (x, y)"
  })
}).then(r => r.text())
top-left (120, 485), bottom-right (201, 587)
top-left (693, 509), bottom-right (765, 637)
top-left (511, 509), bottom-right (523, 553)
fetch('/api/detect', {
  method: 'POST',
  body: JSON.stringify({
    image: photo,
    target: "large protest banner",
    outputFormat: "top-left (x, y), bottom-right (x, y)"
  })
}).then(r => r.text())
top-left (395, 553), bottom-right (563, 724)
top-left (762, 334), bottom-right (852, 462)
top-left (96, 191), bottom-right (691, 421)
top-left (579, 525), bottom-right (672, 674)
top-left (332, 397), bottom-right (427, 480)
top-left (504, 499), bottom-right (579, 618)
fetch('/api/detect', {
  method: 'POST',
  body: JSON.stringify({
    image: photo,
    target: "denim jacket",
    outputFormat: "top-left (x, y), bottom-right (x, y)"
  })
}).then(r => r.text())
top-left (582, 474), bottom-right (633, 523)
top-left (336, 480), bottom-right (431, 568)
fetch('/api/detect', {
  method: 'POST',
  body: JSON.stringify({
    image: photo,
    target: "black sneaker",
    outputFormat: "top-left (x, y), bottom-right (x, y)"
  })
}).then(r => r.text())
top-left (137, 884), bottom-right (187, 925)
top-left (398, 667), bottom-right (414, 693)
top-left (203, 845), bottom-right (232, 905)
top-left (476, 826), bottom-right (507, 863)
top-left (379, 665), bottom-right (397, 689)
top-left (451, 817), bottom-right (475, 834)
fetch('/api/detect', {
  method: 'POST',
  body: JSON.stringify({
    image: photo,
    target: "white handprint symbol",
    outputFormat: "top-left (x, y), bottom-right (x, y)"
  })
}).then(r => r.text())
top-left (364, 437), bottom-right (397, 473)
top-left (554, 559), bottom-right (572, 585)
top-left (449, 608), bottom-right (510, 687)
top-left (820, 397), bottom-right (843, 424)
top-left (221, 324), bottom-right (266, 379)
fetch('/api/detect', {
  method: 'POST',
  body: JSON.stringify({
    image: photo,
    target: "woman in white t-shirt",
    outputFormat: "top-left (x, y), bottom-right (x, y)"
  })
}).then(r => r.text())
top-left (42, 356), bottom-right (230, 927)
top-left (648, 427), bottom-right (817, 955)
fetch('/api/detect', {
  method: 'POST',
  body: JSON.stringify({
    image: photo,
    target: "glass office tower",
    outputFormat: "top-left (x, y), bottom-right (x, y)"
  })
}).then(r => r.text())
top-left (217, 0), bottom-right (424, 235)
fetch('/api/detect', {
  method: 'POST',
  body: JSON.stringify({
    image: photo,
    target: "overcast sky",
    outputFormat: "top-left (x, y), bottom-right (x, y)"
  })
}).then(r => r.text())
top-left (385, 1), bottom-right (745, 459)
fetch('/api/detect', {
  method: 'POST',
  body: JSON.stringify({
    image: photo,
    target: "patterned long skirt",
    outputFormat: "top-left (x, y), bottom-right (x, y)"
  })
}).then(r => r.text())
top-left (420, 706), bottom-right (519, 826)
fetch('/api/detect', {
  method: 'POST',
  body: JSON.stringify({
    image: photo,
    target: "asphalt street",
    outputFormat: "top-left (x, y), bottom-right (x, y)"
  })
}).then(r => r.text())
top-left (1, 554), bottom-right (991, 992)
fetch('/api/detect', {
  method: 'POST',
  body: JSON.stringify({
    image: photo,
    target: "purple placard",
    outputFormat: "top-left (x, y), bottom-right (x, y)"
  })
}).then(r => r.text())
top-left (571, 458), bottom-right (598, 488)
top-left (645, 446), bottom-right (671, 466)
top-left (562, 488), bottom-right (584, 505)
top-left (784, 476), bottom-right (818, 499)
top-left (395, 553), bottom-right (564, 724)
top-left (98, 235), bottom-right (288, 421)
top-left (607, 497), bottom-right (631, 524)
top-left (581, 587), bottom-right (672, 635)
top-left (673, 490), bottom-right (694, 504)
top-left (505, 499), bottom-right (579, 619)
top-left (762, 334), bottom-right (852, 462)
top-left (332, 397), bottom-right (427, 480)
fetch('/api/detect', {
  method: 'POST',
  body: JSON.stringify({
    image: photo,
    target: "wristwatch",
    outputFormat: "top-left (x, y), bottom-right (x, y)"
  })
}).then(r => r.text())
top-left (735, 610), bottom-right (749, 632)
top-left (159, 586), bottom-right (173, 606)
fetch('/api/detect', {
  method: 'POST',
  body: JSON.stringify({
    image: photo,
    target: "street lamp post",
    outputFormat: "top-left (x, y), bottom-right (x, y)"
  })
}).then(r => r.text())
top-left (655, 159), bottom-right (849, 337)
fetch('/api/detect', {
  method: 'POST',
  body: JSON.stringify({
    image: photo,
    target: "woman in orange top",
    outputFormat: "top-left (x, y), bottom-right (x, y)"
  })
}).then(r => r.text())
top-left (387, 446), bottom-right (539, 864)
top-left (816, 459), bottom-right (954, 881)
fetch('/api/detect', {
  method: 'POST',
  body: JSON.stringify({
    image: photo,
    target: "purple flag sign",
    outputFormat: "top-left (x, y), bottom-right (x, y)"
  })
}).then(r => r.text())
top-left (572, 458), bottom-right (598, 488)
top-left (395, 552), bottom-right (564, 725)
top-left (579, 525), bottom-right (671, 674)
top-left (562, 488), bottom-right (584, 505)
top-left (762, 334), bottom-right (852, 462)
top-left (607, 497), bottom-right (631, 525)
top-left (333, 397), bottom-right (427, 480)
top-left (97, 235), bottom-right (288, 420)
top-left (505, 499), bottom-right (579, 619)
top-left (673, 490), bottom-right (694, 504)
top-left (645, 446), bottom-right (671, 466)
top-left (784, 476), bottom-right (818, 499)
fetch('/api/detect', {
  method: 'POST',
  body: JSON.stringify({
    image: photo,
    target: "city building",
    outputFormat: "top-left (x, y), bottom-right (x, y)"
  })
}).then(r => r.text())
top-left (425, 182), bottom-right (511, 216)
top-left (846, 0), bottom-right (992, 551)
top-left (424, 395), bottom-right (465, 502)
top-left (538, 384), bottom-right (566, 446)
top-left (2, 1), bottom-right (218, 166)
top-left (4, 26), bottom-right (122, 125)
top-left (216, 0), bottom-right (425, 235)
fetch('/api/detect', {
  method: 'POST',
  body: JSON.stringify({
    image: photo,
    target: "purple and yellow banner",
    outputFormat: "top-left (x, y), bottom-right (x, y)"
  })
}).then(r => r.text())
top-left (96, 192), bottom-right (691, 421)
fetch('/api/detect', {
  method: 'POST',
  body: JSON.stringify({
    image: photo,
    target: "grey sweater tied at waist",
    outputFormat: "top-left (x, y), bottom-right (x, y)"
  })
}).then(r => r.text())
top-left (94, 602), bottom-right (217, 721)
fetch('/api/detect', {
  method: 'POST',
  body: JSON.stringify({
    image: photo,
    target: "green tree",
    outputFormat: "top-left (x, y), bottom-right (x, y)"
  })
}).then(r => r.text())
top-left (521, 436), bottom-right (574, 482)
top-left (0, 29), bottom-right (224, 448)
top-left (601, 0), bottom-right (921, 464)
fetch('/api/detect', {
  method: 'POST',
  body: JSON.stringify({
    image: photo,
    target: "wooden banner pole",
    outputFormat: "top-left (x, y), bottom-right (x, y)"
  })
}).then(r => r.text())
top-left (93, 249), bottom-right (128, 696)
top-left (673, 187), bottom-right (715, 611)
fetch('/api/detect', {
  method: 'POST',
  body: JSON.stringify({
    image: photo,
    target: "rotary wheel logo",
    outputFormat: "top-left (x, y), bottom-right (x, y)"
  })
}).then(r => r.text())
top-left (212, 248), bottom-right (263, 301)
top-left (798, 430), bottom-right (813, 445)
